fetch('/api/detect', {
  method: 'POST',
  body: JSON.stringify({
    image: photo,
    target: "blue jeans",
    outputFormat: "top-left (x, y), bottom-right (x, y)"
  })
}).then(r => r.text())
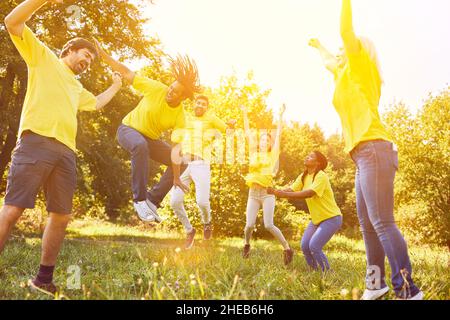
top-left (117, 124), bottom-right (185, 207)
top-left (301, 215), bottom-right (342, 271)
top-left (351, 140), bottom-right (419, 298)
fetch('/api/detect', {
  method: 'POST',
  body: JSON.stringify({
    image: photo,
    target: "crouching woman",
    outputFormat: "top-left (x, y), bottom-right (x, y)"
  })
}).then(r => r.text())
top-left (268, 151), bottom-right (342, 271)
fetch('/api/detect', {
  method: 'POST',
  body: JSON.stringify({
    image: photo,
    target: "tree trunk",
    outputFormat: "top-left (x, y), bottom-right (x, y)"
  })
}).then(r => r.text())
top-left (0, 62), bottom-right (26, 190)
top-left (0, 63), bottom-right (16, 146)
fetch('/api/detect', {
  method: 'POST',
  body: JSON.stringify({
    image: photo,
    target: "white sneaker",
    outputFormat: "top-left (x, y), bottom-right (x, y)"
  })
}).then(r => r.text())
top-left (145, 200), bottom-right (162, 223)
top-left (361, 287), bottom-right (390, 300)
top-left (397, 291), bottom-right (424, 300)
top-left (133, 201), bottom-right (155, 223)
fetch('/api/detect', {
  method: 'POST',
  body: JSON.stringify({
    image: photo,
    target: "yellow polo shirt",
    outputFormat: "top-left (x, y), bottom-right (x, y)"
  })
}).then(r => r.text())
top-left (172, 111), bottom-right (227, 162)
top-left (292, 171), bottom-right (342, 225)
top-left (245, 149), bottom-right (280, 188)
top-left (333, 40), bottom-right (391, 154)
top-left (9, 26), bottom-right (97, 152)
top-left (122, 75), bottom-right (185, 141)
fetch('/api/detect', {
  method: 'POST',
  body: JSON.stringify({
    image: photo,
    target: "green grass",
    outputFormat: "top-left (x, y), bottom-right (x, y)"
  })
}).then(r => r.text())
top-left (0, 219), bottom-right (448, 300)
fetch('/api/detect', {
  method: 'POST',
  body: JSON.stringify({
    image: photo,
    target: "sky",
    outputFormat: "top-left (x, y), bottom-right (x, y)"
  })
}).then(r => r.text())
top-left (138, 0), bottom-right (450, 135)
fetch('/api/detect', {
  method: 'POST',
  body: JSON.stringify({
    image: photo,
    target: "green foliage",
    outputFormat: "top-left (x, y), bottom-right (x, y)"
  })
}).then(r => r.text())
top-left (384, 88), bottom-right (450, 246)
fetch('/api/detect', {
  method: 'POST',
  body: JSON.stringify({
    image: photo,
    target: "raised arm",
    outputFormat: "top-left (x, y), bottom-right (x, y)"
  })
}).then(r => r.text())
top-left (309, 39), bottom-right (339, 74)
top-left (241, 105), bottom-right (251, 138)
top-left (95, 72), bottom-right (122, 110)
top-left (272, 104), bottom-right (286, 154)
top-left (4, 0), bottom-right (61, 37)
top-left (340, 0), bottom-right (361, 54)
top-left (94, 39), bottom-right (135, 84)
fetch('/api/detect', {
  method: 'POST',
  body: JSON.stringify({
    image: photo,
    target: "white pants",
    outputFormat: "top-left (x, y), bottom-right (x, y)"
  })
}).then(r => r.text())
top-left (244, 185), bottom-right (289, 249)
top-left (170, 161), bottom-right (211, 233)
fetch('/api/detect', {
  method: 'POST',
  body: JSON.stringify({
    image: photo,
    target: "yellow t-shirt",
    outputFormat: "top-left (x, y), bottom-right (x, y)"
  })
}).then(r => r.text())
top-left (333, 40), bottom-right (391, 154)
top-left (172, 111), bottom-right (227, 162)
top-left (122, 75), bottom-right (185, 141)
top-left (245, 149), bottom-right (280, 188)
top-left (292, 171), bottom-right (342, 225)
top-left (9, 26), bottom-right (97, 152)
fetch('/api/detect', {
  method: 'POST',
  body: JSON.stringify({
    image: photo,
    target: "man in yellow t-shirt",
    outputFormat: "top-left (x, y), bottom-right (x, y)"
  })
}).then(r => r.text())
top-left (170, 95), bottom-right (236, 248)
top-left (308, 0), bottom-right (422, 301)
top-left (95, 41), bottom-right (202, 224)
top-left (269, 151), bottom-right (342, 272)
top-left (0, 0), bottom-right (122, 294)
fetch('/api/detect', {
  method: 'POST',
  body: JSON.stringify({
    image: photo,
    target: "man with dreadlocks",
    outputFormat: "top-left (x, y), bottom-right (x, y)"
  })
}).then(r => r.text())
top-left (95, 41), bottom-right (201, 223)
top-left (268, 151), bottom-right (342, 272)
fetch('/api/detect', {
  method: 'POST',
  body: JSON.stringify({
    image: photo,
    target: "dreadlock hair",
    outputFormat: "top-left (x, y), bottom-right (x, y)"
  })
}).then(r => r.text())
top-left (301, 151), bottom-right (328, 185)
top-left (169, 55), bottom-right (202, 100)
top-left (60, 38), bottom-right (98, 59)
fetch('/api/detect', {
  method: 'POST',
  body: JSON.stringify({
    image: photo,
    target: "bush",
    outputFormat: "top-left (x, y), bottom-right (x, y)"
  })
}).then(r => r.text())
top-left (396, 201), bottom-right (448, 247)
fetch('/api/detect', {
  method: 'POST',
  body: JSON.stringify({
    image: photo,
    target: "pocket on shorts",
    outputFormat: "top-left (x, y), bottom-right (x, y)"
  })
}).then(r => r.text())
top-left (12, 149), bottom-right (39, 165)
top-left (8, 152), bottom-right (39, 187)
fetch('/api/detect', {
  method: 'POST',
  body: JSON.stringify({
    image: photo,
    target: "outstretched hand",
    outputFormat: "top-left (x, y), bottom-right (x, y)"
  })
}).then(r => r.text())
top-left (112, 72), bottom-right (123, 88)
top-left (308, 38), bottom-right (321, 49)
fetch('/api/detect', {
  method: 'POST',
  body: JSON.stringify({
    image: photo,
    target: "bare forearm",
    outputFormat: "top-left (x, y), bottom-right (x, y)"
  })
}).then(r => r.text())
top-left (275, 189), bottom-right (315, 199)
top-left (318, 45), bottom-right (336, 64)
top-left (101, 54), bottom-right (134, 84)
top-left (96, 84), bottom-right (121, 110)
top-left (4, 0), bottom-right (48, 35)
top-left (273, 116), bottom-right (282, 152)
top-left (318, 45), bottom-right (338, 73)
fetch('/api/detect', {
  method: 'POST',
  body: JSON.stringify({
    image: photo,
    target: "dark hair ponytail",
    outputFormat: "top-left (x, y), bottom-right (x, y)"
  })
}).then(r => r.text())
top-left (301, 151), bottom-right (328, 185)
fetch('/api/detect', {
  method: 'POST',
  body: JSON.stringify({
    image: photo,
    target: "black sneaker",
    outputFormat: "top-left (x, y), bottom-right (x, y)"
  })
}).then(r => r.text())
top-left (283, 248), bottom-right (294, 266)
top-left (203, 224), bottom-right (212, 240)
top-left (185, 229), bottom-right (196, 250)
top-left (243, 244), bottom-right (251, 259)
top-left (29, 278), bottom-right (58, 296)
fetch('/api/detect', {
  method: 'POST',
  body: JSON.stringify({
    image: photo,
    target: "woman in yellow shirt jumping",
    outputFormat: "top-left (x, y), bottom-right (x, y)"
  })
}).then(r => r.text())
top-left (241, 104), bottom-right (294, 265)
top-left (268, 151), bottom-right (342, 272)
top-left (308, 0), bottom-right (422, 300)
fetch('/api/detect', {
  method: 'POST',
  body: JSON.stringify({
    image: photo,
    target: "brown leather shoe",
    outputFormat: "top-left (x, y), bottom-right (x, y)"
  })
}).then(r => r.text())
top-left (185, 228), bottom-right (196, 250)
top-left (283, 248), bottom-right (294, 266)
top-left (203, 223), bottom-right (212, 240)
top-left (243, 244), bottom-right (251, 259)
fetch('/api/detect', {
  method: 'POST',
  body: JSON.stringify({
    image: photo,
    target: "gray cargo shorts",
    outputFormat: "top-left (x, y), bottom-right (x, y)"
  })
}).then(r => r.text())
top-left (4, 131), bottom-right (77, 214)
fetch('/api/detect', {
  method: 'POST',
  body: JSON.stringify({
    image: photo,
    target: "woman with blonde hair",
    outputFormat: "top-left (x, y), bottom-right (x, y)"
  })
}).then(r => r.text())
top-left (309, 0), bottom-right (423, 300)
